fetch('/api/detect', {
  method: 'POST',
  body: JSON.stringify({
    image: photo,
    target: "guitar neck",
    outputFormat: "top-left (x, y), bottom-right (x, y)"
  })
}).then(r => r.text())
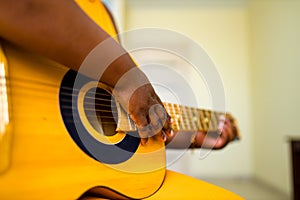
top-left (163, 102), bottom-right (225, 132)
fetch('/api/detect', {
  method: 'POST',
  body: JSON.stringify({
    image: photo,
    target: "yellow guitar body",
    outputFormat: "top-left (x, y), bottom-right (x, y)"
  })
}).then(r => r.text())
top-left (0, 37), bottom-right (166, 199)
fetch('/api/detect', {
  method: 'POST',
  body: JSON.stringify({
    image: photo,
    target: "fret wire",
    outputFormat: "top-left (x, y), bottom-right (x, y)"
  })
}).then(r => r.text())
top-left (211, 111), bottom-right (219, 130)
top-left (204, 110), bottom-right (210, 130)
top-left (171, 103), bottom-right (180, 130)
top-left (184, 107), bottom-right (194, 129)
top-left (187, 107), bottom-right (195, 130)
top-left (191, 107), bottom-right (198, 130)
top-left (185, 106), bottom-right (192, 130)
top-left (182, 106), bottom-right (190, 130)
top-left (205, 110), bottom-right (212, 130)
top-left (176, 105), bottom-right (186, 130)
top-left (208, 110), bottom-right (215, 130)
top-left (213, 111), bottom-right (219, 130)
top-left (189, 107), bottom-right (197, 130)
top-left (194, 108), bottom-right (203, 131)
top-left (208, 110), bottom-right (213, 130)
top-left (176, 104), bottom-right (185, 130)
top-left (196, 108), bottom-right (203, 131)
top-left (199, 109), bottom-right (207, 131)
top-left (181, 106), bottom-right (186, 130)
top-left (175, 104), bottom-right (181, 129)
top-left (211, 111), bottom-right (217, 130)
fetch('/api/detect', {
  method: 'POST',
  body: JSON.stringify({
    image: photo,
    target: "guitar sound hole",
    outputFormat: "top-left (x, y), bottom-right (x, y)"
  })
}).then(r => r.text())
top-left (84, 87), bottom-right (118, 136)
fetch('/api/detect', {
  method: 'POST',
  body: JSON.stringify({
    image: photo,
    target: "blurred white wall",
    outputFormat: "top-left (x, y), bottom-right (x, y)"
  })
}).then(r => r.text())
top-left (250, 0), bottom-right (300, 196)
top-left (105, 0), bottom-right (300, 197)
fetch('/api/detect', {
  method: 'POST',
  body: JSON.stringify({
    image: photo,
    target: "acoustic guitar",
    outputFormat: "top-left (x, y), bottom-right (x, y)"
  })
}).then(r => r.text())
top-left (0, 42), bottom-right (238, 199)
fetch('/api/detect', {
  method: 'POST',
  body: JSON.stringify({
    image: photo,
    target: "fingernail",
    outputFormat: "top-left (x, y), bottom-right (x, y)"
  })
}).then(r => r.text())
top-left (170, 129), bottom-right (174, 137)
top-left (161, 132), bottom-right (167, 142)
top-left (141, 138), bottom-right (148, 145)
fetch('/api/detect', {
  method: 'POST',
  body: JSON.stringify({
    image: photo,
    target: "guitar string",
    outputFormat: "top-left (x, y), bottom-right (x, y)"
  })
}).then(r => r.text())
top-left (76, 111), bottom-right (219, 131)
top-left (62, 117), bottom-right (217, 132)
top-left (16, 87), bottom-right (222, 125)
top-left (3, 76), bottom-right (224, 114)
top-left (3, 77), bottom-right (222, 130)
top-left (62, 120), bottom-right (218, 132)
top-left (15, 98), bottom-right (219, 131)
top-left (62, 98), bottom-right (219, 131)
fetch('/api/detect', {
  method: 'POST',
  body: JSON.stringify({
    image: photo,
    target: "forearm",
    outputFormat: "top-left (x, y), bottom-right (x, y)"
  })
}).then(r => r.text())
top-left (0, 0), bottom-right (172, 141)
top-left (0, 0), bottom-right (98, 66)
top-left (166, 131), bottom-right (227, 150)
top-left (0, 0), bottom-right (142, 87)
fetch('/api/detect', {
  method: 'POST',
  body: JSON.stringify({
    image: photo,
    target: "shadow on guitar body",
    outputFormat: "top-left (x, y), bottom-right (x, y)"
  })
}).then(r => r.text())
top-left (79, 186), bottom-right (130, 200)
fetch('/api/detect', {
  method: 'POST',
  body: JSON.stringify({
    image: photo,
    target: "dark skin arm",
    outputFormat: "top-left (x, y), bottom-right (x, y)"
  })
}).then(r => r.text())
top-left (0, 0), bottom-right (238, 149)
top-left (0, 0), bottom-right (172, 144)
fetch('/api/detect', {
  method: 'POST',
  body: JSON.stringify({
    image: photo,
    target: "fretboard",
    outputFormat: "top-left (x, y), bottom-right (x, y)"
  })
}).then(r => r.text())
top-left (163, 102), bottom-right (225, 132)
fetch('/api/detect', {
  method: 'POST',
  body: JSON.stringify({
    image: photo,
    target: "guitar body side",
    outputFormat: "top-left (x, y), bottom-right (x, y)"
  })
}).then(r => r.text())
top-left (0, 42), bottom-right (165, 199)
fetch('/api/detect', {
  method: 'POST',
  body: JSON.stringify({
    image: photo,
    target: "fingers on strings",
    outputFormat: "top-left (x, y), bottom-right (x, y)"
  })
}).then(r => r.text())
top-left (137, 104), bottom-right (173, 145)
